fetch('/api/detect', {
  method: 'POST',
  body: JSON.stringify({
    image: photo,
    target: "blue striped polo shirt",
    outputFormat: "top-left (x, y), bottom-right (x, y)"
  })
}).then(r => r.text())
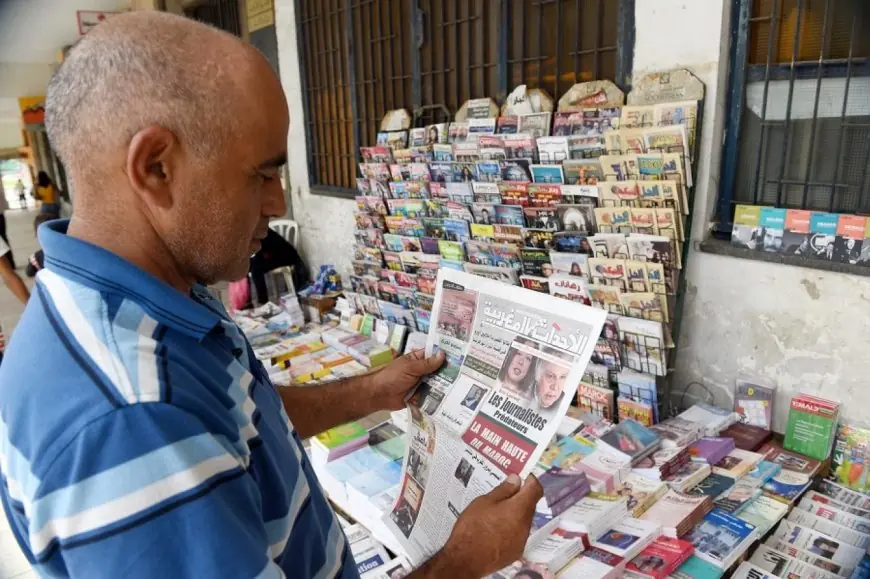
top-left (0, 220), bottom-right (357, 578)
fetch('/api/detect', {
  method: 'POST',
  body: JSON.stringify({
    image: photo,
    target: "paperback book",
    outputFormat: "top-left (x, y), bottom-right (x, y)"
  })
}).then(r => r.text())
top-left (669, 555), bottom-right (724, 579)
top-left (598, 419), bottom-right (662, 464)
top-left (784, 394), bottom-right (840, 461)
top-left (712, 448), bottom-right (764, 479)
top-left (689, 437), bottom-right (736, 466)
top-left (686, 473), bottom-right (735, 502)
top-left (593, 517), bottom-right (662, 561)
top-left (685, 510), bottom-right (758, 570)
top-left (625, 536), bottom-right (694, 579)
top-left (738, 494), bottom-right (790, 535)
top-left (719, 423), bottom-right (772, 452)
top-left (640, 488), bottom-right (712, 538)
top-left (665, 462), bottom-right (712, 494)
top-left (734, 379), bottom-right (776, 430)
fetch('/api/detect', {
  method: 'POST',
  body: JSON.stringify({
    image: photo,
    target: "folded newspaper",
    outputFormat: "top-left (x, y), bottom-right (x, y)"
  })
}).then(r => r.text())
top-left (383, 269), bottom-right (606, 563)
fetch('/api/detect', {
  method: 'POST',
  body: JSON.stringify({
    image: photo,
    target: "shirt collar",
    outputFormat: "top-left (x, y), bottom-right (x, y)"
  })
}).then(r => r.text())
top-left (40, 220), bottom-right (223, 341)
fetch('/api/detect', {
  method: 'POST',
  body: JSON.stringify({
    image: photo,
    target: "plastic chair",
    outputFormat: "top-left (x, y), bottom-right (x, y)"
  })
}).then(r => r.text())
top-left (269, 219), bottom-right (299, 247)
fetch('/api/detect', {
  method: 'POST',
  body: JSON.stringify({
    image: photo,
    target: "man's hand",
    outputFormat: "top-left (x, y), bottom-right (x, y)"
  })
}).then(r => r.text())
top-left (412, 474), bottom-right (543, 579)
top-left (366, 349), bottom-right (445, 411)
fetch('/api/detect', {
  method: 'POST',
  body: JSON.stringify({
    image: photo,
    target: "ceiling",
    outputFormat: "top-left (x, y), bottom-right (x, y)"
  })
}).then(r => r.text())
top-left (0, 0), bottom-right (130, 64)
top-left (0, 0), bottom-right (130, 147)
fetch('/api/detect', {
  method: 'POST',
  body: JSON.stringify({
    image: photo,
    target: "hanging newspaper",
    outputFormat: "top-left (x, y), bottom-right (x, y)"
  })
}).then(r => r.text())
top-left (384, 269), bottom-right (606, 564)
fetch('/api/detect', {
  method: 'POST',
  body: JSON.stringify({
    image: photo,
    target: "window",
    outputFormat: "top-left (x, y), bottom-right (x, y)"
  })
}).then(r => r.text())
top-left (718, 0), bottom-right (870, 228)
top-left (183, 0), bottom-right (244, 36)
top-left (296, 0), bottom-right (634, 193)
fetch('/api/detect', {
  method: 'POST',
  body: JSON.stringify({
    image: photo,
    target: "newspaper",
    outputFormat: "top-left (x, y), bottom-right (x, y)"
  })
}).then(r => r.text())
top-left (384, 269), bottom-right (606, 564)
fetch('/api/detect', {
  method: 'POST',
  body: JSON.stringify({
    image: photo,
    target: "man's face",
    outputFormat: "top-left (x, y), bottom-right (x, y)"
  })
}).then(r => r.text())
top-left (763, 228), bottom-right (783, 251)
top-left (536, 360), bottom-right (568, 408)
top-left (167, 66), bottom-right (289, 284)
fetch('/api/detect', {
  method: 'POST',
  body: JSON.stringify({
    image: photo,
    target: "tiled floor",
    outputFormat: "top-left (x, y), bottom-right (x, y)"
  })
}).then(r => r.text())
top-left (0, 207), bottom-right (40, 579)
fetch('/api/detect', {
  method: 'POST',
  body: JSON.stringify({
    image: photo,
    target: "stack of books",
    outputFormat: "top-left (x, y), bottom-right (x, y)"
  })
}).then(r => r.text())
top-left (685, 473), bottom-right (735, 502)
top-left (632, 446), bottom-right (692, 481)
top-left (559, 546), bottom-right (627, 579)
top-left (311, 421), bottom-right (371, 463)
top-left (669, 555), bottom-right (724, 579)
top-left (759, 442), bottom-right (821, 503)
top-left (347, 524), bottom-right (392, 576)
top-left (561, 494), bottom-right (629, 544)
top-left (652, 417), bottom-right (704, 449)
top-left (711, 459), bottom-right (780, 515)
top-left (593, 517), bottom-right (662, 561)
top-left (678, 403), bottom-right (738, 437)
top-left (737, 494), bottom-right (790, 535)
top-left (620, 472), bottom-right (668, 517)
top-left (574, 449), bottom-right (633, 493)
top-left (665, 461), bottom-right (711, 493)
top-left (640, 489), bottom-right (712, 537)
top-left (537, 468), bottom-right (592, 516)
top-left (624, 536), bottom-right (694, 579)
top-left (711, 448), bottom-right (764, 479)
top-left (525, 526), bottom-right (589, 572)
top-left (597, 419), bottom-right (663, 465)
top-left (685, 510), bottom-right (758, 571)
top-left (720, 422), bottom-right (772, 451)
top-left (689, 437), bottom-right (736, 465)
top-left (783, 394), bottom-right (841, 461)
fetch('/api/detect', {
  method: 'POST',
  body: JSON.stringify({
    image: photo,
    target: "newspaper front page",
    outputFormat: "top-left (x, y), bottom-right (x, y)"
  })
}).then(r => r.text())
top-left (384, 269), bottom-right (606, 564)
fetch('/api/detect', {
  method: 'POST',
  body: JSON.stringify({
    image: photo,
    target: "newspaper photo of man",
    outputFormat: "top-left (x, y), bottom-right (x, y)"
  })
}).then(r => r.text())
top-left (533, 349), bottom-right (572, 410)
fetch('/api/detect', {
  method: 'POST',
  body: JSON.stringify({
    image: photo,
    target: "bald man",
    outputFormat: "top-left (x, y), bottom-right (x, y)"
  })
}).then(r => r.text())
top-left (0, 11), bottom-right (541, 579)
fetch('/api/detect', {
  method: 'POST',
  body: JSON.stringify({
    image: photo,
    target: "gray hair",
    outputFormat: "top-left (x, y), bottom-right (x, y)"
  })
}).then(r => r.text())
top-left (45, 11), bottom-right (242, 192)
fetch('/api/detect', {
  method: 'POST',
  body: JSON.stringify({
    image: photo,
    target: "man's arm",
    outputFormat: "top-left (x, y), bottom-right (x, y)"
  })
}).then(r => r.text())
top-left (0, 255), bottom-right (29, 304)
top-left (29, 403), bottom-right (284, 578)
top-left (279, 349), bottom-right (444, 438)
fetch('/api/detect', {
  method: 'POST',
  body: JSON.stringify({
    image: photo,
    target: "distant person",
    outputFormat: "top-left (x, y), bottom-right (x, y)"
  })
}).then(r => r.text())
top-left (247, 227), bottom-right (310, 306)
top-left (15, 179), bottom-right (26, 209)
top-left (0, 178), bottom-right (13, 268)
top-left (34, 171), bottom-right (60, 217)
top-left (25, 214), bottom-right (54, 278)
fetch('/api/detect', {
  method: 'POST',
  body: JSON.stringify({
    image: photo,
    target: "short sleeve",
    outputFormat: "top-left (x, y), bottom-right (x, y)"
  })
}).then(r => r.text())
top-left (29, 403), bottom-right (283, 578)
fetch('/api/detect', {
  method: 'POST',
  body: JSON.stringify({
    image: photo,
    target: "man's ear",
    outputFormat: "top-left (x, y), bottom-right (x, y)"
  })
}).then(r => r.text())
top-left (126, 126), bottom-right (179, 208)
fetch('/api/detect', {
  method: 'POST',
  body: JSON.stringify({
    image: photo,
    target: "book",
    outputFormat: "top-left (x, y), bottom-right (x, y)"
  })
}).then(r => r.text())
top-left (686, 473), bottom-right (735, 502)
top-left (598, 419), bottom-right (662, 464)
top-left (561, 495), bottom-right (629, 540)
top-left (809, 212), bottom-right (839, 260)
top-left (760, 442), bottom-right (822, 476)
top-left (625, 536), bottom-right (694, 579)
top-left (731, 205), bottom-right (761, 249)
top-left (311, 422), bottom-right (370, 463)
top-left (574, 449), bottom-right (632, 493)
top-left (757, 207), bottom-right (787, 252)
top-left (594, 517), bottom-right (662, 561)
top-left (620, 472), bottom-right (668, 517)
top-left (713, 481), bottom-right (762, 514)
top-left (712, 448), bottom-right (764, 479)
top-left (782, 209), bottom-right (814, 256)
top-left (829, 423), bottom-right (870, 494)
top-left (689, 437), bottom-right (736, 466)
top-left (685, 510), bottom-right (758, 570)
top-left (633, 446), bottom-right (692, 481)
top-left (734, 379), bottom-right (776, 430)
top-left (833, 214), bottom-right (865, 264)
top-left (678, 404), bottom-right (737, 437)
top-left (665, 462), bottom-right (712, 494)
top-left (763, 467), bottom-right (814, 503)
top-left (537, 468), bottom-right (592, 516)
top-left (641, 489), bottom-right (712, 538)
top-left (524, 527), bottom-right (587, 572)
top-left (653, 417), bottom-right (704, 449)
top-left (669, 555), bottom-right (724, 579)
top-left (784, 394), bottom-right (840, 461)
top-left (719, 423), bottom-right (772, 452)
top-left (738, 494), bottom-right (790, 535)
top-left (561, 547), bottom-right (626, 579)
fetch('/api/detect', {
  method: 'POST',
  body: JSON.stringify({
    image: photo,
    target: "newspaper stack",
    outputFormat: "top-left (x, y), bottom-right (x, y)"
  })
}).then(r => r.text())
top-left (347, 524), bottom-right (392, 576)
top-left (382, 269), bottom-right (606, 563)
top-left (749, 545), bottom-right (840, 579)
top-left (766, 520), bottom-right (866, 576)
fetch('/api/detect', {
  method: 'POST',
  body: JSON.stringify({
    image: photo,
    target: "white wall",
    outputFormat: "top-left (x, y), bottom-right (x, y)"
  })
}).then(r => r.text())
top-left (275, 0), bottom-right (870, 428)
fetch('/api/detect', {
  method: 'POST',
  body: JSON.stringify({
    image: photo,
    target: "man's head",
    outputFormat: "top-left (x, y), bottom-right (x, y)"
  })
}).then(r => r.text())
top-left (46, 12), bottom-right (288, 285)
top-left (534, 354), bottom-right (570, 409)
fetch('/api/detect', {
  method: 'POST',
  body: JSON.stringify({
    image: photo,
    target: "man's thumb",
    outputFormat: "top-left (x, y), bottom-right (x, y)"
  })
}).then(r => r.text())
top-left (409, 351), bottom-right (445, 375)
top-left (485, 474), bottom-right (522, 502)
top-left (515, 474), bottom-right (544, 506)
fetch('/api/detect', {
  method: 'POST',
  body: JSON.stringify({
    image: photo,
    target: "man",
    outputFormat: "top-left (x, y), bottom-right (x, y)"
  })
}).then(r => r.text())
top-left (0, 177), bottom-right (13, 269)
top-left (0, 12), bottom-right (541, 579)
top-left (534, 354), bottom-right (570, 410)
top-left (15, 179), bottom-right (26, 209)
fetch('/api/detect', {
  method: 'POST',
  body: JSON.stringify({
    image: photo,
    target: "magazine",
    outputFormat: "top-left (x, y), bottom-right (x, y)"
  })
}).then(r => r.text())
top-left (384, 269), bottom-right (606, 563)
